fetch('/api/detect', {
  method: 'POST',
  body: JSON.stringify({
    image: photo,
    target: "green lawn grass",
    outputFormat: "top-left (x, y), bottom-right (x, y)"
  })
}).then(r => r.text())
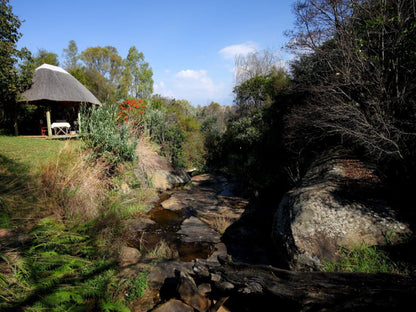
top-left (0, 136), bottom-right (72, 170)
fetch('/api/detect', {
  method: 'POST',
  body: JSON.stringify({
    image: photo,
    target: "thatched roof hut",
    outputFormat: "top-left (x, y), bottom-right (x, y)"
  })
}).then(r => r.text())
top-left (21, 64), bottom-right (101, 106)
top-left (19, 64), bottom-right (101, 136)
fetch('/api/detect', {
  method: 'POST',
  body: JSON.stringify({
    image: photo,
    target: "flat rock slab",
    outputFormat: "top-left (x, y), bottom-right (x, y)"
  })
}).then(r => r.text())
top-left (178, 216), bottom-right (221, 243)
top-left (148, 260), bottom-right (194, 289)
top-left (125, 218), bottom-right (156, 232)
top-left (161, 196), bottom-right (187, 211)
top-left (151, 299), bottom-right (193, 312)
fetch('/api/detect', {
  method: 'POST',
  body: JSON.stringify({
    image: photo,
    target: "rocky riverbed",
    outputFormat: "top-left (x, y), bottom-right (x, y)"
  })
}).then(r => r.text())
top-left (122, 174), bottom-right (250, 265)
top-left (116, 170), bottom-right (416, 312)
top-left (118, 173), bottom-right (269, 311)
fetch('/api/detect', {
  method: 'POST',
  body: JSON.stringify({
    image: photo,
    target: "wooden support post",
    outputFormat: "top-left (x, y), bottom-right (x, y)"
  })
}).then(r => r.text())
top-left (46, 108), bottom-right (52, 137)
top-left (77, 111), bottom-right (81, 134)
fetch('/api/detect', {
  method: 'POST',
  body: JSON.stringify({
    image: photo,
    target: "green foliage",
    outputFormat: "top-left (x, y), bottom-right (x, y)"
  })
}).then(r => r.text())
top-left (0, 0), bottom-right (31, 102)
top-left (219, 109), bottom-right (268, 190)
top-left (211, 67), bottom-right (291, 194)
top-left (142, 97), bottom-right (205, 169)
top-left (323, 244), bottom-right (403, 274)
top-left (77, 46), bottom-right (123, 103)
top-left (62, 40), bottom-right (79, 71)
top-left (80, 104), bottom-right (137, 164)
top-left (100, 300), bottom-right (131, 312)
top-left (162, 123), bottom-right (185, 168)
top-left (123, 272), bottom-right (148, 301)
top-left (233, 72), bottom-right (287, 115)
top-left (0, 217), bottom-right (130, 312)
top-left (33, 48), bottom-right (59, 67)
top-left (0, 0), bottom-right (33, 134)
top-left (124, 46), bottom-right (153, 99)
top-left (80, 46), bottom-right (122, 84)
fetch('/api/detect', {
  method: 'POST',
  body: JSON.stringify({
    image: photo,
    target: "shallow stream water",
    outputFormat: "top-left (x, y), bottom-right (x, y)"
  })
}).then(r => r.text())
top-left (127, 174), bottom-right (249, 262)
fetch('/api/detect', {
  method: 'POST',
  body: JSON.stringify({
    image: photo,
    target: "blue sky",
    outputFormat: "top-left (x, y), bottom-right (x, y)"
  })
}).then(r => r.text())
top-left (11, 0), bottom-right (296, 106)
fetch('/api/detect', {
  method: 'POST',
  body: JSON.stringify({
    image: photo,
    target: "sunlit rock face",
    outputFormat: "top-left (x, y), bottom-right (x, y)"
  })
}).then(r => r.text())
top-left (272, 151), bottom-right (411, 270)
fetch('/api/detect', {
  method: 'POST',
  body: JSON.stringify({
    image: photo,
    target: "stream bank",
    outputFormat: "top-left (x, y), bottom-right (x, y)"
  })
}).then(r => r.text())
top-left (119, 173), bottom-right (280, 311)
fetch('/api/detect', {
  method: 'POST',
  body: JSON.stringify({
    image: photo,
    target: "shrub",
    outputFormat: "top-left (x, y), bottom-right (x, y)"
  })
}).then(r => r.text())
top-left (118, 99), bottom-right (147, 136)
top-left (141, 101), bottom-right (186, 168)
top-left (80, 104), bottom-right (137, 164)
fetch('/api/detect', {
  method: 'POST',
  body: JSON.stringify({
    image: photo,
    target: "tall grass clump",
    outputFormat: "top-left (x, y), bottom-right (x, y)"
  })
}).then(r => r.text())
top-left (323, 244), bottom-right (402, 274)
top-left (38, 143), bottom-right (110, 223)
top-left (80, 104), bottom-right (137, 164)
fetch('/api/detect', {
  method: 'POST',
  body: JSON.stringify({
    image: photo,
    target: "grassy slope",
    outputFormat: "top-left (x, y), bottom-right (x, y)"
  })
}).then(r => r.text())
top-left (0, 136), bottom-right (150, 311)
top-left (1, 136), bottom-right (70, 229)
top-left (0, 136), bottom-right (68, 170)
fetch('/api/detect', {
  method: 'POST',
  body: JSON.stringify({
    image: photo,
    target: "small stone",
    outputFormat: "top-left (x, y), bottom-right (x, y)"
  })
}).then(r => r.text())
top-left (197, 283), bottom-right (211, 296)
top-left (0, 228), bottom-right (14, 238)
top-left (219, 281), bottom-right (235, 290)
top-left (211, 273), bottom-right (221, 282)
top-left (119, 246), bottom-right (141, 266)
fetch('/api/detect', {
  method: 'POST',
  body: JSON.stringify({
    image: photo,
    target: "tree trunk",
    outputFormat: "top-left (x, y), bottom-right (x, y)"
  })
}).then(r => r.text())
top-left (193, 258), bottom-right (416, 311)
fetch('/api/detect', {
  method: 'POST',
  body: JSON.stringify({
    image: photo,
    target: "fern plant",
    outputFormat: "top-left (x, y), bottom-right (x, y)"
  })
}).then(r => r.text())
top-left (0, 217), bottom-right (130, 312)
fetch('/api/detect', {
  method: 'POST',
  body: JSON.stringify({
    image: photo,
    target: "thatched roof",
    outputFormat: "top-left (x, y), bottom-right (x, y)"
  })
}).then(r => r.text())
top-left (20, 64), bottom-right (101, 106)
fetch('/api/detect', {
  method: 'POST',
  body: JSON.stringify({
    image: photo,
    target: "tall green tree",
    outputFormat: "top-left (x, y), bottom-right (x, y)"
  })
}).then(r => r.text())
top-left (0, 0), bottom-right (33, 134)
top-left (62, 40), bottom-right (79, 71)
top-left (233, 69), bottom-right (289, 116)
top-left (0, 0), bottom-right (32, 104)
top-left (80, 46), bottom-right (122, 85)
top-left (33, 48), bottom-right (59, 67)
top-left (124, 46), bottom-right (153, 99)
top-left (233, 50), bottom-right (289, 116)
top-left (79, 46), bottom-right (123, 103)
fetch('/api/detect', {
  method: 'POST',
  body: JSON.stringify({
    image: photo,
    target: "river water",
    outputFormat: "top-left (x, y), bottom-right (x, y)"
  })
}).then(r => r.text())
top-left (127, 174), bottom-right (251, 262)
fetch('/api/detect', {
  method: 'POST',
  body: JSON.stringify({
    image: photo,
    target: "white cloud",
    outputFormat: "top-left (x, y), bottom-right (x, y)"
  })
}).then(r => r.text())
top-left (154, 80), bottom-right (175, 98)
top-left (176, 69), bottom-right (208, 80)
top-left (219, 41), bottom-right (258, 59)
top-left (154, 69), bottom-right (233, 106)
top-left (174, 69), bottom-right (220, 95)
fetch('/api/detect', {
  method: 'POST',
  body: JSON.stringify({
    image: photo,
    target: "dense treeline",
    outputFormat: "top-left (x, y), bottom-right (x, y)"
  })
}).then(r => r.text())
top-left (210, 0), bottom-right (416, 212)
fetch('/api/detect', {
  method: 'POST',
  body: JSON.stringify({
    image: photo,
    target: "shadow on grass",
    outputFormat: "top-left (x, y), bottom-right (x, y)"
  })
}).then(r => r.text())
top-left (0, 258), bottom-right (119, 312)
top-left (0, 154), bottom-right (38, 229)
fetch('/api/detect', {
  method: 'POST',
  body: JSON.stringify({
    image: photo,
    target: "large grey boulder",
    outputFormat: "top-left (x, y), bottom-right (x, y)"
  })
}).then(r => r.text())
top-left (272, 153), bottom-right (411, 270)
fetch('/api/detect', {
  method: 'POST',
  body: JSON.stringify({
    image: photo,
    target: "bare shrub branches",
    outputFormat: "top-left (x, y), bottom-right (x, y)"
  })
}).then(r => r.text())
top-left (287, 0), bottom-right (416, 161)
